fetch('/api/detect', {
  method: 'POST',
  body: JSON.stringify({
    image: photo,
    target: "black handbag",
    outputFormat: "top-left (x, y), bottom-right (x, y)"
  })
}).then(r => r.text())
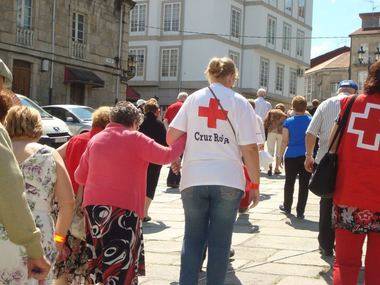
top-left (308, 95), bottom-right (357, 198)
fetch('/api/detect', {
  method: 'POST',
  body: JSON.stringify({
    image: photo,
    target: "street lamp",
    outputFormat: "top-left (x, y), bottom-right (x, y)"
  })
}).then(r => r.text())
top-left (357, 46), bottom-right (365, 64)
top-left (375, 47), bottom-right (380, 62)
top-left (126, 55), bottom-right (136, 79)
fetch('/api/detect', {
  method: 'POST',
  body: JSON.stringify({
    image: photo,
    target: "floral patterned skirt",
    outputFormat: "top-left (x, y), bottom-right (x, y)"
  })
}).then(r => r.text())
top-left (85, 205), bottom-right (145, 285)
top-left (53, 231), bottom-right (88, 283)
top-left (333, 204), bottom-right (380, 234)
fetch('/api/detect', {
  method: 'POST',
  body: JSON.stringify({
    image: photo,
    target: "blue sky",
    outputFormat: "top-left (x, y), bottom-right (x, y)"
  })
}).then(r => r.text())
top-left (311, 0), bottom-right (380, 58)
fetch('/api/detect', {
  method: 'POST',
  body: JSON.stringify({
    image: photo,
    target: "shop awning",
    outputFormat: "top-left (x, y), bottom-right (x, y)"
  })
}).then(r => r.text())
top-left (64, 67), bottom-right (105, 88)
top-left (126, 86), bottom-right (141, 101)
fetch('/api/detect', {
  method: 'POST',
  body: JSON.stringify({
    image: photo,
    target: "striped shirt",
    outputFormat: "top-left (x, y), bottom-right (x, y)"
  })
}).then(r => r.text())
top-left (306, 93), bottom-right (349, 164)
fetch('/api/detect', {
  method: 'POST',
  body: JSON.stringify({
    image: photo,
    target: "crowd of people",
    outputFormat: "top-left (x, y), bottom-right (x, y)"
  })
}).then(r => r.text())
top-left (0, 54), bottom-right (379, 285)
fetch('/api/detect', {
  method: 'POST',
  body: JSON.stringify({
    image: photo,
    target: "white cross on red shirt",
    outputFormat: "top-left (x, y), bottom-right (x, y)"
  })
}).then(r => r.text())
top-left (347, 103), bottom-right (380, 151)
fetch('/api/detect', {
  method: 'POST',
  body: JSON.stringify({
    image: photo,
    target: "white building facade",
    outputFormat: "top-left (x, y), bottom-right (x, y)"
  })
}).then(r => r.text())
top-left (128, 0), bottom-right (313, 105)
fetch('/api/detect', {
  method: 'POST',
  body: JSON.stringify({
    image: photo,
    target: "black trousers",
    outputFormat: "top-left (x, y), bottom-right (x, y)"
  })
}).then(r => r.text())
top-left (284, 156), bottom-right (311, 215)
top-left (146, 164), bottom-right (162, 200)
top-left (318, 197), bottom-right (335, 252)
top-left (166, 155), bottom-right (182, 187)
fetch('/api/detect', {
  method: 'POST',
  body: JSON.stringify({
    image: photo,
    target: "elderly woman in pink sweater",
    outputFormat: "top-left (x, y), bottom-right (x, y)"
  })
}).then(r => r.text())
top-left (75, 101), bottom-right (185, 285)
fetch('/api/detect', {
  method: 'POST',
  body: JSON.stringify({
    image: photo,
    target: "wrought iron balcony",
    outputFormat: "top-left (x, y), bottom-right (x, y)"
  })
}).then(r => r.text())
top-left (71, 41), bottom-right (86, 59)
top-left (16, 27), bottom-right (34, 47)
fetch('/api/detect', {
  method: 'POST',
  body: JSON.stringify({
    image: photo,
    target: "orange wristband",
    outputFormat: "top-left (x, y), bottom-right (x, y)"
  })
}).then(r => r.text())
top-left (54, 233), bottom-right (66, 243)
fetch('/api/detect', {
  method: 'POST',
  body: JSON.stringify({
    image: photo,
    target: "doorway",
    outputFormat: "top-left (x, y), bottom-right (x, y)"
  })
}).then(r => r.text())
top-left (12, 59), bottom-right (31, 97)
top-left (70, 83), bottom-right (85, 105)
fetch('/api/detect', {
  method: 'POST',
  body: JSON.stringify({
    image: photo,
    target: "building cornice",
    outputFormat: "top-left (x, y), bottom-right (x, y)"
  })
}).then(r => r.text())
top-left (244, 0), bottom-right (312, 31)
top-left (129, 34), bottom-right (309, 66)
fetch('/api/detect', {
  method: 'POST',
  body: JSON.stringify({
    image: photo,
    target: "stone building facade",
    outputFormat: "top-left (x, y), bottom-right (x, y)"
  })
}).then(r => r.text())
top-left (349, 12), bottom-right (380, 93)
top-left (0, 0), bottom-right (135, 107)
top-left (304, 49), bottom-right (349, 102)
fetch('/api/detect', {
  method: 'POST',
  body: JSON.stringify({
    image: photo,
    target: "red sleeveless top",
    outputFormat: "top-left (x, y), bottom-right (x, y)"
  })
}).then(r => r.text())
top-left (334, 94), bottom-right (380, 212)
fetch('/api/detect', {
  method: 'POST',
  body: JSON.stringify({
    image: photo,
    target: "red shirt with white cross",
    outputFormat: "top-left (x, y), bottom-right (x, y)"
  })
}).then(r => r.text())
top-left (334, 94), bottom-right (380, 212)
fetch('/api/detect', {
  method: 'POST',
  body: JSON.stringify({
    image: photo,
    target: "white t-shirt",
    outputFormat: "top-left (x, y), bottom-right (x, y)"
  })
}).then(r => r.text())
top-left (170, 83), bottom-right (259, 191)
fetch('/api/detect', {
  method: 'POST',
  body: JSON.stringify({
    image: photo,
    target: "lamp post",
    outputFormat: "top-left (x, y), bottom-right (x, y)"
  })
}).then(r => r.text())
top-left (357, 45), bottom-right (380, 71)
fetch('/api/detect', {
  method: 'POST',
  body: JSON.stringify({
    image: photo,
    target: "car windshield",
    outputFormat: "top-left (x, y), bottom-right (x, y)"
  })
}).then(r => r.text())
top-left (19, 97), bottom-right (52, 118)
top-left (67, 106), bottom-right (94, 121)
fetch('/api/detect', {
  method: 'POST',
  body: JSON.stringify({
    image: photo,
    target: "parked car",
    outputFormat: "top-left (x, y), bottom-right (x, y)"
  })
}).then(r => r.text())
top-left (16, 95), bottom-right (71, 148)
top-left (43, 105), bottom-right (94, 135)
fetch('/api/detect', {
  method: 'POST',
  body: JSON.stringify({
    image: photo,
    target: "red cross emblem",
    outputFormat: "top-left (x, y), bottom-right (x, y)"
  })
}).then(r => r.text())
top-left (198, 98), bottom-right (228, 128)
top-left (347, 103), bottom-right (380, 151)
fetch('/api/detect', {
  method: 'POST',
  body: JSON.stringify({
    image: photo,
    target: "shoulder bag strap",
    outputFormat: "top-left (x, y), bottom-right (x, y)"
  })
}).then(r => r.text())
top-left (208, 87), bottom-right (237, 139)
top-left (327, 94), bottom-right (358, 152)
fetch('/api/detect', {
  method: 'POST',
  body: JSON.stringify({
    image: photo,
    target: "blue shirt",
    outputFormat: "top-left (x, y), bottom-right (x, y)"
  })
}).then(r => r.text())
top-left (283, 115), bottom-right (311, 158)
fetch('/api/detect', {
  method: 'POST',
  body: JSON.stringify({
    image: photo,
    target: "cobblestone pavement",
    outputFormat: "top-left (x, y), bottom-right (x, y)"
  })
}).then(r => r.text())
top-left (139, 167), bottom-right (363, 285)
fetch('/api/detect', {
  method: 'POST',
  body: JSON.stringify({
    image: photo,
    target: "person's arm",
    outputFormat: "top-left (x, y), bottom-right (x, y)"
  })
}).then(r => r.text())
top-left (166, 98), bottom-right (189, 145)
top-left (138, 133), bottom-right (186, 165)
top-left (51, 150), bottom-right (75, 249)
top-left (74, 145), bottom-right (90, 186)
top-left (167, 127), bottom-right (186, 146)
top-left (304, 133), bottom-right (317, 172)
top-left (304, 105), bottom-right (323, 172)
top-left (279, 127), bottom-right (289, 165)
top-left (241, 144), bottom-right (260, 185)
top-left (56, 141), bottom-right (68, 160)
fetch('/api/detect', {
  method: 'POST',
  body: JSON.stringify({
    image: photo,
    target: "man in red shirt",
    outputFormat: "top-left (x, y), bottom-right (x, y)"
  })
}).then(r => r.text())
top-left (163, 92), bottom-right (188, 187)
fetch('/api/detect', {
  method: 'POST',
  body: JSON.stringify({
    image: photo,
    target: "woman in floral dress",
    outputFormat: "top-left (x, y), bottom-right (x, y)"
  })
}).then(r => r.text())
top-left (0, 106), bottom-right (75, 284)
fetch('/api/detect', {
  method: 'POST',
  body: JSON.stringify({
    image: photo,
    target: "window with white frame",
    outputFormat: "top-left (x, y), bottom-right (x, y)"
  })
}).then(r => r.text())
top-left (72, 13), bottom-right (85, 43)
top-left (130, 4), bottom-right (147, 33)
top-left (268, 0), bottom-right (278, 7)
top-left (229, 51), bottom-right (240, 70)
top-left (285, 0), bottom-right (293, 14)
top-left (161, 48), bottom-right (179, 78)
top-left (275, 64), bottom-right (284, 92)
top-left (358, 71), bottom-right (368, 91)
top-left (289, 69), bottom-right (297, 95)
top-left (296, 30), bottom-right (305, 57)
top-left (306, 76), bottom-right (314, 97)
top-left (231, 7), bottom-right (241, 38)
top-left (163, 2), bottom-right (180, 32)
top-left (17, 0), bottom-right (32, 29)
top-left (129, 48), bottom-right (145, 78)
top-left (283, 23), bottom-right (292, 52)
top-left (259, 58), bottom-right (270, 88)
top-left (298, 0), bottom-right (305, 18)
top-left (330, 82), bottom-right (339, 96)
top-left (267, 16), bottom-right (276, 46)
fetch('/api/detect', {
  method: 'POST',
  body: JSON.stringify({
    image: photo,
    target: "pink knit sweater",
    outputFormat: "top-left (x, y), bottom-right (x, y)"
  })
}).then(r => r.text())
top-left (75, 123), bottom-right (185, 217)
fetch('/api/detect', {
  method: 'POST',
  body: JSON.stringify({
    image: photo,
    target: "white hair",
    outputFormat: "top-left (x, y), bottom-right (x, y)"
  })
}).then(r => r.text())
top-left (177, 92), bottom-right (188, 102)
top-left (257, 88), bottom-right (267, 97)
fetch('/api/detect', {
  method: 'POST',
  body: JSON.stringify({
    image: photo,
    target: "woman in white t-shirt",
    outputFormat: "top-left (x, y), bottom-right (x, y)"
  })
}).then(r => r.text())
top-left (167, 57), bottom-right (260, 285)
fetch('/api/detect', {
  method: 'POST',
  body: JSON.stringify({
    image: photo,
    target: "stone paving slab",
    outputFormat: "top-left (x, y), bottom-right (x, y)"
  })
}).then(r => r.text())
top-left (139, 167), bottom-right (364, 285)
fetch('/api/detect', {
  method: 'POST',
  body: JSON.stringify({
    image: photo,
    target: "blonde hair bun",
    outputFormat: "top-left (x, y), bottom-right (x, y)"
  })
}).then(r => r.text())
top-left (205, 57), bottom-right (238, 82)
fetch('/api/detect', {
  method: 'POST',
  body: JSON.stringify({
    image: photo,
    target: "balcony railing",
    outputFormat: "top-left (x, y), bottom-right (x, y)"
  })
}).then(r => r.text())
top-left (71, 41), bottom-right (86, 59)
top-left (16, 27), bottom-right (34, 47)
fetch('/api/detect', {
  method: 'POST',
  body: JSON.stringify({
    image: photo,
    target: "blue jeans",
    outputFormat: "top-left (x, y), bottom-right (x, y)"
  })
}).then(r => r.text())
top-left (179, 185), bottom-right (243, 285)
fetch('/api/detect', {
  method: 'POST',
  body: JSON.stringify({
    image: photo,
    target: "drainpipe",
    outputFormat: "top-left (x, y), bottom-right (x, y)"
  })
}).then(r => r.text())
top-left (48, 0), bottom-right (56, 104)
top-left (115, 1), bottom-right (124, 103)
top-left (240, 2), bottom-right (246, 91)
